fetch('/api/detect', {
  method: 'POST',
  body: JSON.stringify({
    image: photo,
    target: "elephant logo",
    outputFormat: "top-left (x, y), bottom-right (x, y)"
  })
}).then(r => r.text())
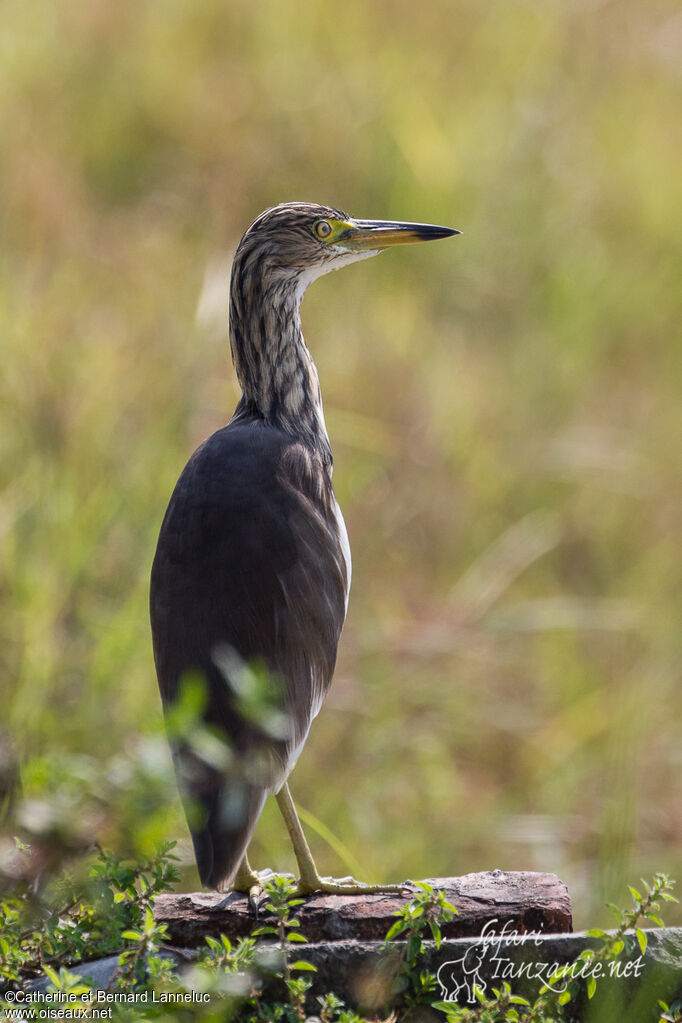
top-left (437, 942), bottom-right (489, 1004)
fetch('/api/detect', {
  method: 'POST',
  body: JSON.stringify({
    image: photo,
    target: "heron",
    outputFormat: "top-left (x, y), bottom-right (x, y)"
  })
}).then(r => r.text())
top-left (150, 202), bottom-right (458, 897)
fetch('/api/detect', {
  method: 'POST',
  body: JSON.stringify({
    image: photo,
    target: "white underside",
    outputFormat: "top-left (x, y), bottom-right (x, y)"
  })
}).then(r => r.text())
top-left (333, 497), bottom-right (352, 614)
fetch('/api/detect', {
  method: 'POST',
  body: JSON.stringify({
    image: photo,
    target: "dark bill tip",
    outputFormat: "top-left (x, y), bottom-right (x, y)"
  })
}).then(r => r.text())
top-left (344, 219), bottom-right (461, 250)
top-left (398, 223), bottom-right (462, 241)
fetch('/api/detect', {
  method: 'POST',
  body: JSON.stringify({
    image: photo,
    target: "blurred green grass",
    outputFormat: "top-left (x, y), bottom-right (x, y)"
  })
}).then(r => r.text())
top-left (1, 0), bottom-right (680, 927)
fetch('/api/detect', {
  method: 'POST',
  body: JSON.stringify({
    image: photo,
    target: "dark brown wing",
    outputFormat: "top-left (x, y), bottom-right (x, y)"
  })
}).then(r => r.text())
top-left (150, 419), bottom-right (348, 888)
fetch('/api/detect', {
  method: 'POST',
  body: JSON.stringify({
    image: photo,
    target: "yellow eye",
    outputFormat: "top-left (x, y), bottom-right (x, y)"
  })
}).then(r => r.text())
top-left (315, 220), bottom-right (332, 240)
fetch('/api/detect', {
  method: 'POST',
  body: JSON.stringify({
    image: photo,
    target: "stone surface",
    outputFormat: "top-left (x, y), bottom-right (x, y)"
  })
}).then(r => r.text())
top-left (293, 928), bottom-right (682, 1018)
top-left (25, 928), bottom-right (682, 1021)
top-left (153, 871), bottom-right (572, 945)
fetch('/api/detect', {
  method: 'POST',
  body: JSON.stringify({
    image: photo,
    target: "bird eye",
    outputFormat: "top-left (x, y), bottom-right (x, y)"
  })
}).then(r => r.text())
top-left (315, 220), bottom-right (332, 240)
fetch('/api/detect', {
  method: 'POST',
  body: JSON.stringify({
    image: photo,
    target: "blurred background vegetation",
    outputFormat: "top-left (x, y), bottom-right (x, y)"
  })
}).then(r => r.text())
top-left (1, 0), bottom-right (680, 929)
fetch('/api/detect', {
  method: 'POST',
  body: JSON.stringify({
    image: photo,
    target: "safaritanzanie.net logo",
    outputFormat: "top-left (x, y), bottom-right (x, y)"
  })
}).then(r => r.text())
top-left (436, 918), bottom-right (645, 1004)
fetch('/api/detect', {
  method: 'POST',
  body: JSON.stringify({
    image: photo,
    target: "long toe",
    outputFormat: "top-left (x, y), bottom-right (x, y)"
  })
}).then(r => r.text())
top-left (248, 882), bottom-right (263, 915)
top-left (296, 875), bottom-right (411, 896)
top-left (244, 869), bottom-right (296, 914)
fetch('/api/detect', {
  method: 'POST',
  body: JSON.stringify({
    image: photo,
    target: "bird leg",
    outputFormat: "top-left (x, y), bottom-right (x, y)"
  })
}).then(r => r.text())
top-left (275, 782), bottom-right (409, 896)
top-left (232, 852), bottom-right (262, 892)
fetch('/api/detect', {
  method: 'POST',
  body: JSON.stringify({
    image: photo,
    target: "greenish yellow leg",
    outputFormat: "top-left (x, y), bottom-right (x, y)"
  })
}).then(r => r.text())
top-left (275, 782), bottom-right (408, 896)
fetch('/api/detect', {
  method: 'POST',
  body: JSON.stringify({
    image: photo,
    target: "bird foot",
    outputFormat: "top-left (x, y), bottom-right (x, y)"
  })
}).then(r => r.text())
top-left (232, 867), bottom-right (295, 914)
top-left (294, 874), bottom-right (414, 896)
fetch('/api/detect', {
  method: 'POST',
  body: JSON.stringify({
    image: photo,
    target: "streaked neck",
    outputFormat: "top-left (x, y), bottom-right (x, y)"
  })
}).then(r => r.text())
top-left (229, 254), bottom-right (332, 467)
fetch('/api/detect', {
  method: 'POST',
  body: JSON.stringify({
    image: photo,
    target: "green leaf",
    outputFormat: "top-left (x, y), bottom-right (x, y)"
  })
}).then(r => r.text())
top-left (291, 960), bottom-right (317, 971)
top-left (384, 920), bottom-right (405, 941)
top-left (648, 914), bottom-right (664, 927)
top-left (558, 990), bottom-right (572, 1005)
top-left (121, 929), bottom-right (141, 941)
top-left (628, 886), bottom-right (642, 903)
top-left (287, 931), bottom-right (307, 942)
top-left (611, 939), bottom-right (625, 955)
top-left (585, 928), bottom-right (606, 938)
top-left (586, 977), bottom-right (597, 999)
top-left (428, 920), bottom-right (442, 948)
top-left (43, 965), bottom-right (61, 988)
top-left (636, 928), bottom-right (647, 954)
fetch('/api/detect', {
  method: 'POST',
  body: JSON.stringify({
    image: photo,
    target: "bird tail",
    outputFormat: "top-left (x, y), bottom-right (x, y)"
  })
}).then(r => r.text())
top-left (171, 745), bottom-right (268, 889)
top-left (194, 784), bottom-right (267, 889)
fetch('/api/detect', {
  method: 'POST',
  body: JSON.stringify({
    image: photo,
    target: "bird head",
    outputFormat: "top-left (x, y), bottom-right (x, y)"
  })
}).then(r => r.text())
top-left (234, 201), bottom-right (459, 298)
top-left (228, 202), bottom-right (459, 455)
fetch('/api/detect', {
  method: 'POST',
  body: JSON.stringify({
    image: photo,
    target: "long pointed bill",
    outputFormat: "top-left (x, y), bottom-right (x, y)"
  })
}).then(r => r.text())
top-left (339, 219), bottom-right (460, 251)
